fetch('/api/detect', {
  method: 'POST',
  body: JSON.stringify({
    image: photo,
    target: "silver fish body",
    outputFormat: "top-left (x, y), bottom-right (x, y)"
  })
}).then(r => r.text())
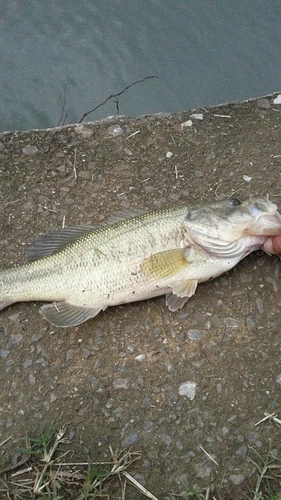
top-left (1, 197), bottom-right (281, 327)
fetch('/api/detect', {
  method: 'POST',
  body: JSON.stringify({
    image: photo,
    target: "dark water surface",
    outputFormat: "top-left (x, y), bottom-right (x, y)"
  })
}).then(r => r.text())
top-left (1, 0), bottom-right (281, 132)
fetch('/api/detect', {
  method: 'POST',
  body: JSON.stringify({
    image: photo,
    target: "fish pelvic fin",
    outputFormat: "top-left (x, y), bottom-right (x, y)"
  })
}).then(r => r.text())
top-left (40, 301), bottom-right (104, 327)
top-left (141, 248), bottom-right (189, 280)
top-left (166, 279), bottom-right (198, 312)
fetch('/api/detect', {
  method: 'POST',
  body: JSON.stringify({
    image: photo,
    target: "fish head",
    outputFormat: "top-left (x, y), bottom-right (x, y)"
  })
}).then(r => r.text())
top-left (183, 197), bottom-right (281, 256)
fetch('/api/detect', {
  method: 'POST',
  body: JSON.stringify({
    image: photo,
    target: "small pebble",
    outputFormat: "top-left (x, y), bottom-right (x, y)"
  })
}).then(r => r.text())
top-left (178, 381), bottom-right (197, 400)
top-left (166, 151), bottom-right (173, 158)
top-left (229, 474), bottom-right (245, 485)
top-left (236, 445), bottom-right (247, 458)
top-left (107, 125), bottom-right (123, 136)
top-left (134, 354), bottom-right (146, 362)
top-left (190, 113), bottom-right (203, 120)
top-left (195, 463), bottom-right (212, 479)
top-left (50, 393), bottom-right (57, 403)
top-left (273, 94), bottom-right (281, 104)
top-left (23, 359), bottom-right (32, 368)
top-left (161, 433), bottom-right (172, 445)
top-left (181, 120), bottom-right (192, 128)
top-left (9, 313), bottom-right (20, 322)
top-left (276, 374), bottom-right (281, 385)
top-left (113, 378), bottom-right (130, 389)
top-left (224, 317), bottom-right (240, 328)
top-left (257, 98), bottom-right (271, 109)
top-left (0, 350), bottom-right (9, 360)
top-left (187, 329), bottom-right (206, 341)
top-left (22, 145), bottom-right (38, 155)
top-left (80, 128), bottom-right (94, 139)
top-left (89, 375), bottom-right (98, 389)
top-left (121, 432), bottom-right (139, 448)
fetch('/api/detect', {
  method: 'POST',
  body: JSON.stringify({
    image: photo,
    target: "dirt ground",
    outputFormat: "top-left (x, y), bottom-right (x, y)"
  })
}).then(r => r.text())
top-left (1, 94), bottom-right (281, 498)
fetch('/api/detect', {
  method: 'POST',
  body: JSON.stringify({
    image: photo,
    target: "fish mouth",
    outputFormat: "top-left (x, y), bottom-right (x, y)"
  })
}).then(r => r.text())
top-left (246, 211), bottom-right (281, 236)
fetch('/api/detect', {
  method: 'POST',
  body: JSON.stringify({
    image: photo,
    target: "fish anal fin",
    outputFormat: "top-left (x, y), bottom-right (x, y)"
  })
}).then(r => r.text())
top-left (166, 279), bottom-right (198, 312)
top-left (26, 225), bottom-right (98, 261)
top-left (141, 248), bottom-right (189, 280)
top-left (40, 301), bottom-right (104, 327)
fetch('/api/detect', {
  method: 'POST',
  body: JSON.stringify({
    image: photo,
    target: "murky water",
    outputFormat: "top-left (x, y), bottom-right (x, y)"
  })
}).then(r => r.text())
top-left (1, 0), bottom-right (281, 132)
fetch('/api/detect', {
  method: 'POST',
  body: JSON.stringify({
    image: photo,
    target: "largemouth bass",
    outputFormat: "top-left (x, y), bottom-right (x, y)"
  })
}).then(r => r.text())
top-left (1, 197), bottom-right (281, 327)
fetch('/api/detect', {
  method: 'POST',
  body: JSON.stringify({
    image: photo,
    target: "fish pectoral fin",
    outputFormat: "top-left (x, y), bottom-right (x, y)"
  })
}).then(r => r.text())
top-left (26, 225), bottom-right (99, 261)
top-left (40, 301), bottom-right (104, 327)
top-left (166, 279), bottom-right (198, 312)
top-left (141, 248), bottom-right (189, 280)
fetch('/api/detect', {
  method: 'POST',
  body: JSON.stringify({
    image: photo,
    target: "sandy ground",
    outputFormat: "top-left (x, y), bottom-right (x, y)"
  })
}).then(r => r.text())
top-left (1, 94), bottom-right (281, 498)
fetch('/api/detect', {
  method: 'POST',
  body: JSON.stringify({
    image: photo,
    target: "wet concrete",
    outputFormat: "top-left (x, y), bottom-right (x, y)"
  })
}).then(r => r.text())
top-left (0, 93), bottom-right (281, 498)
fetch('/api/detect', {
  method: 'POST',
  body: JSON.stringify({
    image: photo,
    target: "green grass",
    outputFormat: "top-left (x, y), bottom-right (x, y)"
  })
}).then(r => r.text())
top-left (0, 422), bottom-right (281, 500)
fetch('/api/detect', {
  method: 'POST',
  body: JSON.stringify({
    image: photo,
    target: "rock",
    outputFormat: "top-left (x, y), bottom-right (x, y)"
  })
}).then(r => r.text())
top-left (80, 127), bottom-right (94, 139)
top-left (107, 124), bottom-right (123, 136)
top-left (89, 375), bottom-right (99, 389)
top-left (224, 317), bottom-right (240, 328)
top-left (257, 98), bottom-right (271, 109)
top-left (229, 474), bottom-right (245, 485)
top-left (113, 378), bottom-right (130, 389)
top-left (22, 145), bottom-right (38, 155)
top-left (187, 329), bottom-right (207, 341)
top-left (195, 463), bottom-right (212, 478)
top-left (181, 120), bottom-right (192, 128)
top-left (134, 354), bottom-right (146, 361)
top-left (190, 113), bottom-right (203, 120)
top-left (161, 433), bottom-right (172, 445)
top-left (236, 445), bottom-right (247, 458)
top-left (178, 381), bottom-right (197, 400)
top-left (273, 94), bottom-right (281, 104)
top-left (121, 432), bottom-right (139, 448)
top-left (0, 349), bottom-right (10, 359)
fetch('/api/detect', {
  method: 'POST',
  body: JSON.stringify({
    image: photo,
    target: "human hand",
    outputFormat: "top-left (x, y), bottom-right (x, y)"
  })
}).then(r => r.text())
top-left (262, 235), bottom-right (281, 256)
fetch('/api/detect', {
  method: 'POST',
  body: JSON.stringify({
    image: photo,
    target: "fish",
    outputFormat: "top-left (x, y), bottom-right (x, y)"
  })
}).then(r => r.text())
top-left (1, 197), bottom-right (281, 327)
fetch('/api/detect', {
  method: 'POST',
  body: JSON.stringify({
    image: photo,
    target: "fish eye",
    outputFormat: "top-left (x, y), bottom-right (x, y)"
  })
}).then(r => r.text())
top-left (227, 198), bottom-right (241, 207)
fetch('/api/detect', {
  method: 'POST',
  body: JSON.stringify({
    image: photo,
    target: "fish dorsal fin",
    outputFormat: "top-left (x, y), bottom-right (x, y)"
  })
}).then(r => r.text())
top-left (26, 225), bottom-right (98, 261)
top-left (103, 208), bottom-right (144, 225)
top-left (141, 248), bottom-right (190, 280)
top-left (40, 301), bottom-right (104, 327)
top-left (166, 279), bottom-right (198, 311)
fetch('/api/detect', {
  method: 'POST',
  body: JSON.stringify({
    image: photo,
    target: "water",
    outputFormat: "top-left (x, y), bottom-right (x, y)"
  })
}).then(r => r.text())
top-left (1, 0), bottom-right (281, 132)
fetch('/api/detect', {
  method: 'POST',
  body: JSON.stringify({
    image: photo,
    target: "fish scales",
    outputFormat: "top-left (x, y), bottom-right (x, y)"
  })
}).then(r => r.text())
top-left (0, 205), bottom-right (189, 311)
top-left (1, 197), bottom-right (281, 327)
